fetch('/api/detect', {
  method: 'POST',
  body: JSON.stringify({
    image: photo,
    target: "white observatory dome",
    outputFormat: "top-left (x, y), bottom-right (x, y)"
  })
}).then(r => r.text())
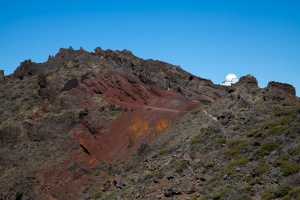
top-left (222, 73), bottom-right (239, 86)
top-left (225, 73), bottom-right (238, 82)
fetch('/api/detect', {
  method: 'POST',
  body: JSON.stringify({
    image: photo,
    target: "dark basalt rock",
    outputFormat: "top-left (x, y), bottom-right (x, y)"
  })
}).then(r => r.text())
top-left (60, 78), bottom-right (79, 92)
top-left (237, 74), bottom-right (259, 87)
top-left (267, 81), bottom-right (296, 96)
top-left (37, 74), bottom-right (47, 88)
top-left (0, 70), bottom-right (4, 83)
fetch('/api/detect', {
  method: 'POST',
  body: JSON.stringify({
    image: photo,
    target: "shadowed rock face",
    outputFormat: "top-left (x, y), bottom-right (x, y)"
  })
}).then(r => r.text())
top-left (0, 47), bottom-right (299, 200)
top-left (267, 81), bottom-right (296, 96)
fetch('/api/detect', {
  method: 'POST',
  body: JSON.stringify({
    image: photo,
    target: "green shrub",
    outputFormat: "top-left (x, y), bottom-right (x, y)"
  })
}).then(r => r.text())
top-left (158, 147), bottom-right (170, 155)
top-left (256, 141), bottom-right (280, 155)
top-left (274, 184), bottom-right (291, 198)
top-left (261, 114), bottom-right (296, 127)
top-left (284, 187), bottom-right (300, 200)
top-left (30, 93), bottom-right (39, 99)
top-left (274, 154), bottom-right (300, 176)
top-left (189, 133), bottom-right (203, 145)
top-left (234, 194), bottom-right (252, 200)
top-left (175, 159), bottom-right (189, 173)
top-left (199, 194), bottom-right (211, 200)
top-left (248, 129), bottom-right (264, 138)
top-left (260, 107), bottom-right (298, 136)
top-left (274, 106), bottom-right (300, 117)
top-left (220, 167), bottom-right (233, 176)
top-left (144, 170), bottom-right (157, 180)
top-left (212, 138), bottom-right (227, 144)
top-left (12, 105), bottom-right (20, 112)
top-left (16, 191), bottom-right (23, 200)
top-left (253, 164), bottom-right (269, 176)
top-left (267, 125), bottom-right (287, 135)
top-left (224, 140), bottom-right (247, 156)
top-left (232, 125), bottom-right (240, 131)
top-left (120, 187), bottom-right (130, 197)
top-left (290, 145), bottom-right (300, 156)
top-left (189, 132), bottom-right (205, 152)
top-left (212, 186), bottom-right (230, 199)
top-left (54, 109), bottom-right (61, 114)
top-left (244, 175), bottom-right (256, 186)
top-left (90, 191), bottom-right (102, 199)
top-left (261, 188), bottom-right (275, 200)
top-left (228, 157), bottom-right (249, 167)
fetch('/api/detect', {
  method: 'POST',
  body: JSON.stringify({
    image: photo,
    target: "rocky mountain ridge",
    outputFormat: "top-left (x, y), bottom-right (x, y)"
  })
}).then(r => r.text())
top-left (0, 47), bottom-right (299, 199)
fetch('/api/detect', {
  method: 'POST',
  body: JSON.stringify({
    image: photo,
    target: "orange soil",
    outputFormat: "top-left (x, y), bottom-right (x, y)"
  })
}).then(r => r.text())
top-left (38, 71), bottom-right (202, 198)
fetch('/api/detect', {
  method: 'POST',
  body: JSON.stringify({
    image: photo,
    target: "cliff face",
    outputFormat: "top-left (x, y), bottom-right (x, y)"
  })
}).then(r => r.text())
top-left (0, 47), bottom-right (299, 200)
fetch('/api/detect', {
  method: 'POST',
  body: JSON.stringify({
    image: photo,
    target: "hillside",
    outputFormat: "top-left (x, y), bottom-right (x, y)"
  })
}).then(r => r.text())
top-left (0, 47), bottom-right (299, 200)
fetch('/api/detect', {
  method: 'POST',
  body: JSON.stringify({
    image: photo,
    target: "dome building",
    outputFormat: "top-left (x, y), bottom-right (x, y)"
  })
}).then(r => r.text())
top-left (221, 73), bottom-right (239, 86)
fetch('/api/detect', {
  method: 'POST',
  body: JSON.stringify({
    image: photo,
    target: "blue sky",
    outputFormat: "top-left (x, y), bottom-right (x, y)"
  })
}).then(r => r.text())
top-left (1, 0), bottom-right (300, 96)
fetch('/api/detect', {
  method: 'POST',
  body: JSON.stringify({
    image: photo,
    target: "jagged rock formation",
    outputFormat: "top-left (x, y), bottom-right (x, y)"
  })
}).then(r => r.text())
top-left (0, 70), bottom-right (4, 83)
top-left (0, 47), bottom-right (299, 200)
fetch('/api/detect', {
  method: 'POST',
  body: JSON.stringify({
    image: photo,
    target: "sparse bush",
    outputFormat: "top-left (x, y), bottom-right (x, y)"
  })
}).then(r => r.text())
top-left (274, 154), bottom-right (300, 176)
top-left (260, 106), bottom-right (298, 136)
top-left (175, 159), bottom-right (189, 173)
top-left (290, 145), bottom-right (300, 156)
top-left (40, 151), bottom-right (50, 158)
top-left (232, 124), bottom-right (240, 131)
top-left (262, 115), bottom-right (296, 127)
top-left (267, 125), bottom-right (286, 135)
top-left (189, 132), bottom-right (205, 152)
top-left (120, 187), bottom-right (130, 197)
top-left (30, 93), bottom-right (39, 99)
top-left (228, 157), bottom-right (249, 167)
top-left (256, 141), bottom-right (280, 155)
top-left (90, 191), bottom-right (102, 199)
top-left (274, 184), bottom-right (291, 198)
top-left (244, 175), bottom-right (256, 186)
top-left (144, 170), bottom-right (157, 180)
top-left (212, 186), bottom-right (230, 199)
top-left (284, 187), bottom-right (300, 200)
top-left (224, 139), bottom-right (247, 156)
top-left (274, 106), bottom-right (300, 117)
top-left (54, 109), bottom-right (61, 114)
top-left (16, 191), bottom-right (23, 200)
top-left (220, 167), bottom-right (233, 176)
top-left (261, 188), bottom-right (275, 200)
top-left (253, 164), bottom-right (269, 176)
top-left (212, 138), bottom-right (226, 144)
top-left (12, 105), bottom-right (20, 112)
top-left (158, 147), bottom-right (170, 155)
top-left (234, 194), bottom-right (252, 200)
top-left (248, 129), bottom-right (263, 138)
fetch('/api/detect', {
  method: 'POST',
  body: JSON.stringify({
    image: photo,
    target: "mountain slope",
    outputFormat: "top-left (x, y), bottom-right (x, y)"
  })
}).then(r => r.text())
top-left (0, 47), bottom-right (299, 200)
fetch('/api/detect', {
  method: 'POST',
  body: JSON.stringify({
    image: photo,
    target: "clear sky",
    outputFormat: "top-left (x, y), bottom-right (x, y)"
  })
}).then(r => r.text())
top-left (1, 0), bottom-right (300, 96)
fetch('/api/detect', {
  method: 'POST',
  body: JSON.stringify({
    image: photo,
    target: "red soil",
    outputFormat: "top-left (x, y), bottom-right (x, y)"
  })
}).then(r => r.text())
top-left (37, 70), bottom-right (202, 198)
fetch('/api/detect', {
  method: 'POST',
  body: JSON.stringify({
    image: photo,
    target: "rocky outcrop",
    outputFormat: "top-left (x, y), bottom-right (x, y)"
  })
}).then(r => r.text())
top-left (236, 74), bottom-right (259, 88)
top-left (13, 59), bottom-right (39, 79)
top-left (0, 70), bottom-right (4, 83)
top-left (267, 81), bottom-right (296, 96)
